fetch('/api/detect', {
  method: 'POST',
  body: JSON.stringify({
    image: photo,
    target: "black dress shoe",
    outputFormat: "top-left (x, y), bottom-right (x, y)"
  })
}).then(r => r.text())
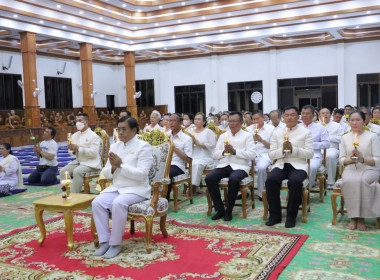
top-left (211, 211), bottom-right (225, 220)
top-left (265, 218), bottom-right (282, 226)
top-left (285, 218), bottom-right (296, 228)
top-left (223, 212), bottom-right (232, 221)
top-left (258, 196), bottom-right (263, 202)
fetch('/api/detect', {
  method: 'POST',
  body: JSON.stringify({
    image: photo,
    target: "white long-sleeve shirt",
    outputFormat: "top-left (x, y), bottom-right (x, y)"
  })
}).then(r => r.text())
top-left (71, 128), bottom-right (102, 169)
top-left (213, 129), bottom-right (256, 174)
top-left (101, 135), bottom-right (153, 199)
top-left (170, 130), bottom-right (193, 172)
top-left (323, 120), bottom-right (344, 150)
top-left (301, 122), bottom-right (330, 159)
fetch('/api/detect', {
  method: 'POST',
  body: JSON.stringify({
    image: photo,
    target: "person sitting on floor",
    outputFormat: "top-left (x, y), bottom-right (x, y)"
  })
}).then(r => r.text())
top-left (92, 117), bottom-right (153, 259)
top-left (28, 126), bottom-right (59, 185)
top-left (205, 111), bottom-right (256, 222)
top-left (339, 110), bottom-right (380, 231)
top-left (60, 113), bottom-right (102, 193)
top-left (0, 143), bottom-right (23, 196)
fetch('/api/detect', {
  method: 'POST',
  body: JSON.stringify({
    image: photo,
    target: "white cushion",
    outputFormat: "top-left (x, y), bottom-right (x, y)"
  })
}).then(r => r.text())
top-left (172, 172), bottom-right (190, 182)
top-left (282, 179), bottom-right (309, 188)
top-left (128, 197), bottom-right (168, 216)
top-left (317, 165), bottom-right (326, 173)
top-left (219, 175), bottom-right (253, 185)
top-left (334, 178), bottom-right (343, 189)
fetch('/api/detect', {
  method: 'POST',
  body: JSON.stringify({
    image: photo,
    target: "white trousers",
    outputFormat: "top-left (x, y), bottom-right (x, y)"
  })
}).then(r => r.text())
top-left (326, 148), bottom-right (339, 185)
top-left (309, 157), bottom-right (322, 188)
top-left (255, 155), bottom-right (271, 197)
top-left (92, 191), bottom-right (146, 245)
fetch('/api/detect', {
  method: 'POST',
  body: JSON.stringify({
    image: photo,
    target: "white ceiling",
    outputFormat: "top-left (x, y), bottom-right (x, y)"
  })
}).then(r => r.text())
top-left (0, 0), bottom-right (380, 62)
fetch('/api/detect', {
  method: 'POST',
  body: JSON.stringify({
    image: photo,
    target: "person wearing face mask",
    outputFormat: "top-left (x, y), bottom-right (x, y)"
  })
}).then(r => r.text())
top-left (60, 113), bottom-right (102, 193)
top-left (218, 113), bottom-right (230, 131)
top-left (182, 113), bottom-right (195, 132)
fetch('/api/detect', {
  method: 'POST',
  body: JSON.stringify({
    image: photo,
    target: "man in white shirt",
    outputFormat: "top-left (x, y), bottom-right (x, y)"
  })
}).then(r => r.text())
top-left (60, 113), bottom-right (102, 193)
top-left (167, 113), bottom-right (193, 200)
top-left (27, 126), bottom-right (58, 185)
top-left (92, 117), bottom-right (153, 259)
top-left (300, 105), bottom-right (330, 189)
top-left (265, 106), bottom-right (314, 228)
top-left (333, 109), bottom-right (350, 133)
top-left (269, 110), bottom-right (285, 131)
top-left (343, 105), bottom-right (354, 123)
top-left (360, 106), bottom-right (380, 139)
top-left (205, 111), bottom-right (256, 221)
top-left (319, 108), bottom-right (344, 189)
top-left (251, 110), bottom-right (274, 200)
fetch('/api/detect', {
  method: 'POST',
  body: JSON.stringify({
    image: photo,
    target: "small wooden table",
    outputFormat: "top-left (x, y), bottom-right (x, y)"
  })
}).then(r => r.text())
top-left (33, 193), bottom-right (98, 251)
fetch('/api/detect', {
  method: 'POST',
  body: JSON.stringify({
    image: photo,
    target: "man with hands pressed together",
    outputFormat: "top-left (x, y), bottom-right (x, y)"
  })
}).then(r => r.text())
top-left (92, 117), bottom-right (153, 259)
top-left (265, 106), bottom-right (314, 228)
top-left (205, 111), bottom-right (256, 222)
top-left (60, 113), bottom-right (102, 193)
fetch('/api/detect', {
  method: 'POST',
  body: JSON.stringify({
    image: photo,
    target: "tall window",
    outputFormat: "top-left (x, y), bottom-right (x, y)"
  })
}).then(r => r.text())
top-left (0, 73), bottom-right (23, 109)
top-left (357, 73), bottom-right (380, 107)
top-left (136, 79), bottom-right (155, 107)
top-left (175, 84), bottom-right (205, 114)
top-left (228, 81), bottom-right (263, 112)
top-left (278, 76), bottom-right (338, 111)
top-left (44, 77), bottom-right (73, 109)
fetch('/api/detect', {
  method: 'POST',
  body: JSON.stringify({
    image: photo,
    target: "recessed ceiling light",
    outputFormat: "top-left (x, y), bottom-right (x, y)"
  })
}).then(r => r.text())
top-left (182, 2), bottom-right (186, 5)
top-left (39, 20), bottom-right (44, 24)
top-left (283, 34), bottom-right (287, 37)
top-left (314, 0), bottom-right (319, 3)
top-left (283, 4), bottom-right (287, 8)
top-left (355, 25), bottom-right (360, 29)
top-left (254, 8), bottom-right (259, 12)
top-left (130, 41), bottom-right (134, 44)
top-left (82, 30), bottom-right (86, 33)
top-left (205, 0), bottom-right (209, 2)
top-left (273, 23), bottom-right (277, 26)
top-left (220, 41), bottom-right (224, 44)
top-left (13, 14), bottom-right (18, 18)
top-left (227, 13), bottom-right (231, 16)
top-left (116, 38), bottom-right (120, 41)
top-left (195, 32), bottom-right (199, 35)
top-left (366, 11), bottom-right (371, 14)
top-left (220, 30), bottom-right (224, 32)
top-left (122, 3), bottom-right (126, 7)
top-left (164, 47), bottom-right (167, 50)
top-left (202, 16), bottom-right (206, 20)
top-left (133, 26), bottom-right (137, 29)
top-left (302, 19), bottom-right (307, 22)
top-left (62, 25), bottom-right (66, 29)
top-left (245, 26), bottom-right (250, 29)
top-left (137, 9), bottom-right (141, 12)
top-left (172, 35), bottom-right (176, 38)
top-left (57, 4), bottom-right (61, 8)
top-left (333, 15), bottom-right (338, 18)
top-left (150, 38), bottom-right (154, 41)
top-left (100, 34), bottom-right (104, 37)
top-left (117, 22), bottom-right (120, 25)
top-left (155, 23), bottom-right (159, 26)
top-left (177, 20), bottom-right (181, 23)
top-left (159, 5), bottom-right (163, 9)
top-left (79, 11), bottom-right (83, 14)
top-left (99, 17), bottom-right (103, 20)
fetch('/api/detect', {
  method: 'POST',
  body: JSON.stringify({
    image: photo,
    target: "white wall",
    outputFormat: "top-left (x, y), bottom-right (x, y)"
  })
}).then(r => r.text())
top-left (1, 39), bottom-right (380, 112)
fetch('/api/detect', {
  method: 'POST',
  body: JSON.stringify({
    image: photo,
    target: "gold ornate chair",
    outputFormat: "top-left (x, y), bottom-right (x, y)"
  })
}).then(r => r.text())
top-left (97, 129), bottom-right (173, 253)
top-left (262, 160), bottom-right (310, 223)
top-left (83, 127), bottom-right (110, 193)
top-left (206, 161), bottom-right (255, 219)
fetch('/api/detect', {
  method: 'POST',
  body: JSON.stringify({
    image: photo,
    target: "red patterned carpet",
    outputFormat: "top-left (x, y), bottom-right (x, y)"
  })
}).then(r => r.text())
top-left (0, 212), bottom-right (307, 279)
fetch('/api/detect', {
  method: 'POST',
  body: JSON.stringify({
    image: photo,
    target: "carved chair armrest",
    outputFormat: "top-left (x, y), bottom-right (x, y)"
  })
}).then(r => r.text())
top-left (97, 178), bottom-right (112, 191)
top-left (150, 178), bottom-right (171, 209)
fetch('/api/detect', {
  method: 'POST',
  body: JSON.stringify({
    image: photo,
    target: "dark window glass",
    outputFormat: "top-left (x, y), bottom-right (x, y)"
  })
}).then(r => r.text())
top-left (278, 88), bottom-right (294, 110)
top-left (227, 81), bottom-right (263, 112)
top-left (278, 79), bottom-right (292, 87)
top-left (321, 86), bottom-right (338, 110)
top-left (357, 74), bottom-right (380, 107)
top-left (307, 77), bottom-right (322, 86)
top-left (357, 73), bottom-right (379, 83)
top-left (0, 73), bottom-right (23, 109)
top-left (323, 76), bottom-right (338, 84)
top-left (136, 79), bottom-right (155, 107)
top-left (44, 77), bottom-right (73, 109)
top-left (174, 84), bottom-right (205, 114)
top-left (292, 78), bottom-right (307, 87)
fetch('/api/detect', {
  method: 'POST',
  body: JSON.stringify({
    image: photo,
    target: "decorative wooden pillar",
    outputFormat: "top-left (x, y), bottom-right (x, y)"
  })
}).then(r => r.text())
top-left (20, 32), bottom-right (40, 128)
top-left (79, 43), bottom-right (96, 125)
top-left (124, 52), bottom-right (138, 119)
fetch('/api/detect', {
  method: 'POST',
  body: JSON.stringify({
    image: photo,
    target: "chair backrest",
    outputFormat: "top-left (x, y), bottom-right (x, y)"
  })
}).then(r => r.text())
top-left (206, 123), bottom-right (223, 139)
top-left (94, 127), bottom-right (110, 168)
top-left (139, 129), bottom-right (173, 185)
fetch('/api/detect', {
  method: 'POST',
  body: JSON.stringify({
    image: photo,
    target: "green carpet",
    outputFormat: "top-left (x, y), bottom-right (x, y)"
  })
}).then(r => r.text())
top-left (1, 185), bottom-right (379, 280)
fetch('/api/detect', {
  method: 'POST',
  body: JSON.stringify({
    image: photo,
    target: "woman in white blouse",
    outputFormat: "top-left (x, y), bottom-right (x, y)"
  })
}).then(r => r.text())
top-left (0, 143), bottom-right (23, 196)
top-left (143, 110), bottom-right (162, 132)
top-left (191, 113), bottom-right (217, 192)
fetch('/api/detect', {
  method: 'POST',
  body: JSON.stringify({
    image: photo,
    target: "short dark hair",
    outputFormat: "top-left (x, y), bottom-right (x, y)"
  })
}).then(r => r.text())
top-left (77, 113), bottom-right (89, 121)
top-left (350, 110), bottom-right (366, 121)
top-left (333, 109), bottom-right (344, 115)
top-left (252, 110), bottom-right (263, 117)
top-left (117, 116), bottom-right (139, 133)
top-left (284, 106), bottom-right (299, 115)
top-left (183, 113), bottom-right (194, 121)
top-left (372, 106), bottom-right (380, 116)
top-left (1, 142), bottom-right (13, 155)
top-left (163, 113), bottom-right (171, 117)
top-left (47, 126), bottom-right (56, 138)
top-left (229, 111), bottom-right (243, 122)
top-left (172, 113), bottom-right (183, 122)
top-left (344, 105), bottom-right (353, 109)
top-left (302, 105), bottom-right (315, 114)
top-left (195, 112), bottom-right (207, 127)
top-left (269, 109), bottom-right (282, 119)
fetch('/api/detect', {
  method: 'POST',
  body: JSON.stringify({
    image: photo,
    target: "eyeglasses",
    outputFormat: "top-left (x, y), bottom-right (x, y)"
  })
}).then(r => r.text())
top-left (116, 128), bottom-right (130, 133)
top-left (169, 119), bottom-right (180, 122)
